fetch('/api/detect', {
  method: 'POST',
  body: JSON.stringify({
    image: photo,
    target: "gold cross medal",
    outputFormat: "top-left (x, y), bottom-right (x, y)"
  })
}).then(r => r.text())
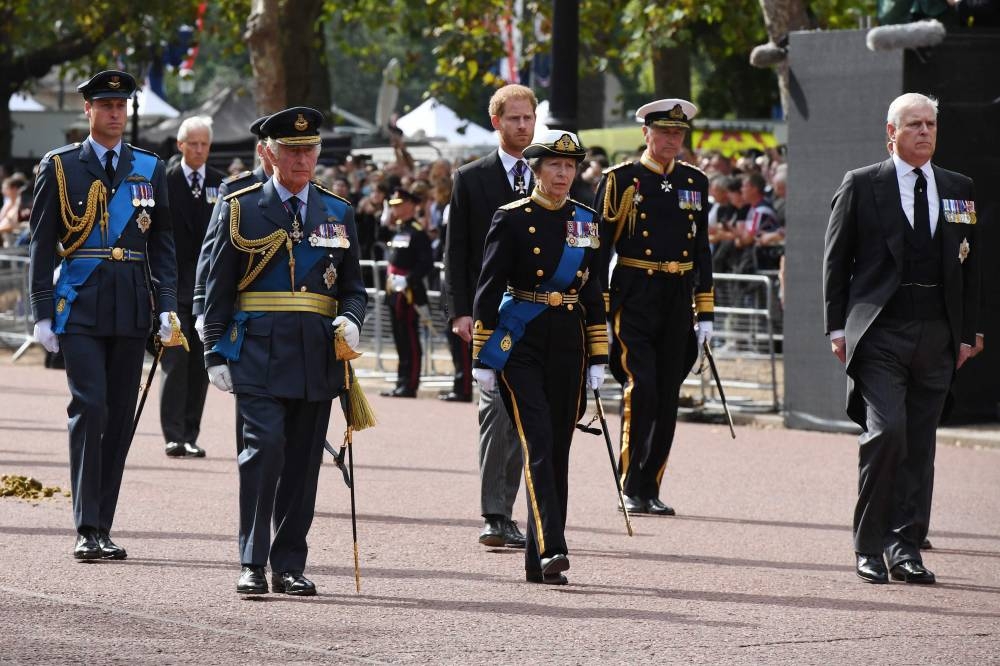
top-left (136, 208), bottom-right (152, 233)
top-left (323, 263), bottom-right (338, 288)
top-left (958, 237), bottom-right (970, 264)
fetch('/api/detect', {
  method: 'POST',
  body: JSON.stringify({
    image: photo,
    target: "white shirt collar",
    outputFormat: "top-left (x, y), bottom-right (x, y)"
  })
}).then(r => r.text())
top-left (498, 147), bottom-right (526, 174)
top-left (892, 152), bottom-right (932, 181)
top-left (181, 161), bottom-right (206, 182)
top-left (87, 136), bottom-right (123, 162)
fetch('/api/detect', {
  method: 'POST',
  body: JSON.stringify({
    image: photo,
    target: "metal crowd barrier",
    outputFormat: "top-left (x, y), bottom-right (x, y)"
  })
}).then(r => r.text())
top-left (0, 250), bottom-right (33, 358)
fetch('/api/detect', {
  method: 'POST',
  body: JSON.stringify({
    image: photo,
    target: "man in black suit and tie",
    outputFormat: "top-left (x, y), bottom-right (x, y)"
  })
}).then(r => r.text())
top-left (160, 116), bottom-right (224, 458)
top-left (443, 84), bottom-right (538, 548)
top-left (824, 92), bottom-right (982, 586)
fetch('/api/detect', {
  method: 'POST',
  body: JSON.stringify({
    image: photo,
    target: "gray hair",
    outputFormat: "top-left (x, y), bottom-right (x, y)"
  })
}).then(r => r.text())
top-left (265, 138), bottom-right (322, 157)
top-left (886, 93), bottom-right (938, 127)
top-left (177, 115), bottom-right (214, 143)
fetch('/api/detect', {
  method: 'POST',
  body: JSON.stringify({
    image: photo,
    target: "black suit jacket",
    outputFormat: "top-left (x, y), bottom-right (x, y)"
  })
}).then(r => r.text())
top-left (823, 157), bottom-right (980, 424)
top-left (166, 162), bottom-right (224, 306)
top-left (444, 151), bottom-right (522, 320)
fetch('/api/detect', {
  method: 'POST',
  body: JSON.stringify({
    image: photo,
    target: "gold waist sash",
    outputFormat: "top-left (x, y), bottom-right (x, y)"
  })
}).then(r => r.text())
top-left (238, 291), bottom-right (338, 317)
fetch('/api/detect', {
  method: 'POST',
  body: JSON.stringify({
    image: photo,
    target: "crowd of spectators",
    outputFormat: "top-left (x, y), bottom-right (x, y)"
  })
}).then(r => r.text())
top-left (0, 168), bottom-right (34, 249)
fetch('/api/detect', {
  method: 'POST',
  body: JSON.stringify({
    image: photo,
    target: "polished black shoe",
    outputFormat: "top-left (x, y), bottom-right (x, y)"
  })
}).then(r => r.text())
top-left (96, 531), bottom-right (127, 560)
top-left (647, 498), bottom-right (676, 516)
top-left (541, 553), bottom-right (570, 576)
top-left (503, 519), bottom-right (526, 548)
top-left (890, 560), bottom-right (936, 584)
top-left (855, 553), bottom-right (888, 584)
top-left (237, 566), bottom-right (269, 595)
top-left (478, 517), bottom-right (505, 547)
top-left (165, 441), bottom-right (185, 457)
top-left (438, 391), bottom-right (472, 403)
top-left (271, 571), bottom-right (317, 596)
top-left (526, 570), bottom-right (568, 585)
top-left (621, 495), bottom-right (647, 513)
top-left (73, 532), bottom-right (102, 561)
top-left (182, 442), bottom-right (206, 458)
top-left (920, 537), bottom-right (933, 550)
top-left (380, 387), bottom-right (417, 398)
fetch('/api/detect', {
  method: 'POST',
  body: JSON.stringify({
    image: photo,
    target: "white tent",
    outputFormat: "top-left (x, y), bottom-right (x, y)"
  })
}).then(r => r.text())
top-left (137, 82), bottom-right (179, 119)
top-left (9, 92), bottom-right (45, 111)
top-left (395, 97), bottom-right (494, 146)
top-left (532, 100), bottom-right (552, 138)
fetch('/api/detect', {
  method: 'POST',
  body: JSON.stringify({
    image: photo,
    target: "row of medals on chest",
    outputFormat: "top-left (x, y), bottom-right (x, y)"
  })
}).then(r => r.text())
top-left (123, 183), bottom-right (218, 234)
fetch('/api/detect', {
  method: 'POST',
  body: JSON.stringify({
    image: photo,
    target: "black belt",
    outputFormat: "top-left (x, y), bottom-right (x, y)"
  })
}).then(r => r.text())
top-left (71, 248), bottom-right (146, 262)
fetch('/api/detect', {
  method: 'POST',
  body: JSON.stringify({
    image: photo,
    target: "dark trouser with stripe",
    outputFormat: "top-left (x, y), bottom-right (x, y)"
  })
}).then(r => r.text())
top-left (851, 316), bottom-right (951, 567)
top-left (498, 310), bottom-right (584, 573)
top-left (447, 328), bottom-right (472, 397)
top-left (610, 278), bottom-right (693, 501)
top-left (159, 304), bottom-right (209, 445)
top-left (62, 333), bottom-right (146, 534)
top-left (236, 393), bottom-right (331, 573)
top-left (478, 385), bottom-right (522, 519)
top-left (388, 291), bottom-right (422, 392)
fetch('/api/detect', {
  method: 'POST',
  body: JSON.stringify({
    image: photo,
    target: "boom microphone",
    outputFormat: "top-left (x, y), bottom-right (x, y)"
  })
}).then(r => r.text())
top-left (866, 19), bottom-right (946, 52)
top-left (750, 42), bottom-right (788, 68)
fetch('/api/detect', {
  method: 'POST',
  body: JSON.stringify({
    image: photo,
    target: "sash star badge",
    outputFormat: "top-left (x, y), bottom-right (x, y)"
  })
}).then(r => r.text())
top-left (136, 209), bottom-right (152, 233)
top-left (959, 237), bottom-right (970, 264)
top-left (323, 263), bottom-right (338, 289)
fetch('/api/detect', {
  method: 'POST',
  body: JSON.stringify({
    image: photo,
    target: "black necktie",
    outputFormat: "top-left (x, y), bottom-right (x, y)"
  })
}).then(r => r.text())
top-left (513, 160), bottom-right (527, 195)
top-left (286, 196), bottom-right (300, 222)
top-left (104, 150), bottom-right (116, 183)
top-left (190, 171), bottom-right (201, 199)
top-left (913, 168), bottom-right (930, 239)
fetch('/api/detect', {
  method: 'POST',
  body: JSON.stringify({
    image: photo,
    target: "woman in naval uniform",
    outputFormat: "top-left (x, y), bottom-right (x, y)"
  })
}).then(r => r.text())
top-left (472, 130), bottom-right (608, 585)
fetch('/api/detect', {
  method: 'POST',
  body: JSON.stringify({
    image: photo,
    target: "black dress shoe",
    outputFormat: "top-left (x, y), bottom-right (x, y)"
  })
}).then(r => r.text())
top-left (237, 566), bottom-right (269, 595)
top-left (647, 498), bottom-right (676, 516)
top-left (438, 391), bottom-right (472, 403)
top-left (621, 495), bottom-right (647, 513)
top-left (503, 519), bottom-right (526, 548)
top-left (479, 517), bottom-right (505, 547)
top-left (73, 532), bottom-right (102, 561)
top-left (890, 560), bottom-right (936, 584)
top-left (526, 570), bottom-right (569, 585)
top-left (541, 553), bottom-right (570, 576)
top-left (920, 537), bottom-right (933, 550)
top-left (96, 531), bottom-right (127, 560)
top-left (271, 571), bottom-right (316, 596)
top-left (165, 441), bottom-right (185, 457)
top-left (856, 553), bottom-right (888, 584)
top-left (380, 387), bottom-right (416, 398)
top-left (182, 442), bottom-right (206, 458)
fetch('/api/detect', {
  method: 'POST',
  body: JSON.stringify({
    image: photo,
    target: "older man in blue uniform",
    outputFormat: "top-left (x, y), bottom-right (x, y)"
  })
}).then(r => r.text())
top-left (595, 98), bottom-right (714, 516)
top-left (203, 107), bottom-right (367, 596)
top-left (28, 70), bottom-right (179, 560)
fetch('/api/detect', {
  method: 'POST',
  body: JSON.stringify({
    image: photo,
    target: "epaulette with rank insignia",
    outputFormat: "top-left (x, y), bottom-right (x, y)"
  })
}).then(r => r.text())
top-left (602, 160), bottom-right (634, 175)
top-left (43, 143), bottom-right (81, 160)
top-left (677, 159), bottom-right (707, 177)
top-left (568, 198), bottom-right (597, 215)
top-left (499, 196), bottom-right (531, 211)
top-left (126, 143), bottom-right (160, 159)
top-left (224, 181), bottom-right (263, 201)
top-left (224, 170), bottom-right (253, 184)
top-left (313, 181), bottom-right (352, 205)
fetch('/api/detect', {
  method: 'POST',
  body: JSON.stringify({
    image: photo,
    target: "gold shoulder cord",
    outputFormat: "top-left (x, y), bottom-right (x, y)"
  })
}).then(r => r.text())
top-left (229, 198), bottom-right (294, 291)
top-left (601, 171), bottom-right (637, 244)
top-left (53, 155), bottom-right (109, 256)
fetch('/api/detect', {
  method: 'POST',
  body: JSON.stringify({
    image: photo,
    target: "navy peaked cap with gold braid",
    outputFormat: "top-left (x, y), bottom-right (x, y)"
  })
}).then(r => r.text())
top-left (77, 70), bottom-right (137, 100)
top-left (260, 107), bottom-right (323, 146)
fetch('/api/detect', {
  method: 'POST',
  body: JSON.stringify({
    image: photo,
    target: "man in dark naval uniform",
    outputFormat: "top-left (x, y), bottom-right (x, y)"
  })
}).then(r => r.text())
top-left (160, 115), bottom-right (225, 458)
top-left (203, 107), bottom-right (367, 596)
top-left (381, 187), bottom-right (433, 398)
top-left (28, 70), bottom-right (179, 560)
top-left (824, 92), bottom-right (982, 585)
top-left (594, 98), bottom-right (714, 516)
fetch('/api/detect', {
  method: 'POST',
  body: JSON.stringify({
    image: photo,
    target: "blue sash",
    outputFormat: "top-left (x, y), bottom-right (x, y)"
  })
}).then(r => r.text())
top-left (212, 311), bottom-right (263, 361)
top-left (479, 204), bottom-right (590, 370)
top-left (53, 150), bottom-right (157, 333)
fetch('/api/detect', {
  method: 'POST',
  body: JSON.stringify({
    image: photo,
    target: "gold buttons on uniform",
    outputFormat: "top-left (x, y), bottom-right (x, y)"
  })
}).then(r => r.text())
top-left (644, 248), bottom-right (652, 256)
top-left (576, 270), bottom-right (583, 277)
top-left (642, 230), bottom-right (649, 237)
top-left (536, 269), bottom-right (544, 277)
top-left (688, 214), bottom-right (694, 220)
top-left (567, 304), bottom-right (574, 311)
top-left (688, 178), bottom-right (693, 184)
top-left (640, 213), bottom-right (647, 220)
top-left (300, 286), bottom-right (308, 292)
top-left (524, 207), bottom-right (532, 213)
top-left (528, 226), bottom-right (536, 234)
top-left (687, 233), bottom-right (693, 239)
top-left (647, 269), bottom-right (654, 276)
top-left (682, 250), bottom-right (689, 257)
top-left (533, 247), bottom-right (540, 255)
top-left (569, 288), bottom-right (577, 294)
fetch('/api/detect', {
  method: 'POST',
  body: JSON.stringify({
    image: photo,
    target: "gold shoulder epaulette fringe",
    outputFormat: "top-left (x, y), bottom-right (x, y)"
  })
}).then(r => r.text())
top-left (499, 196), bottom-right (531, 211)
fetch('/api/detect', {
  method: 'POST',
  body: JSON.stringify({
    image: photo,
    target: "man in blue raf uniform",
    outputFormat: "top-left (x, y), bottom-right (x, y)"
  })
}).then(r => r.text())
top-left (28, 70), bottom-right (179, 560)
top-left (380, 187), bottom-right (433, 398)
top-left (594, 98), bottom-right (714, 516)
top-left (203, 107), bottom-right (367, 596)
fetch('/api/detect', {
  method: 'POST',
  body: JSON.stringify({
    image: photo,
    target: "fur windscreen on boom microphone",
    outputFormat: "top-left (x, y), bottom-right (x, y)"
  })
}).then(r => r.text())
top-left (866, 19), bottom-right (946, 51)
top-left (750, 42), bottom-right (788, 68)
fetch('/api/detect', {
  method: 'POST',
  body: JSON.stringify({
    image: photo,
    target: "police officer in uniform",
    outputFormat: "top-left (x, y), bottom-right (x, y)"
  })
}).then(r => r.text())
top-left (28, 70), bottom-right (179, 560)
top-left (594, 98), bottom-right (714, 516)
top-left (203, 107), bottom-right (367, 596)
top-left (473, 130), bottom-right (608, 585)
top-left (381, 187), bottom-right (433, 398)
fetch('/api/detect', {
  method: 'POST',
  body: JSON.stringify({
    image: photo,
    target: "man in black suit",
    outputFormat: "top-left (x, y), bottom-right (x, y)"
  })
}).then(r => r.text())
top-left (161, 116), bottom-right (224, 458)
top-left (28, 70), bottom-right (179, 560)
top-left (824, 92), bottom-right (982, 586)
top-left (443, 84), bottom-right (537, 548)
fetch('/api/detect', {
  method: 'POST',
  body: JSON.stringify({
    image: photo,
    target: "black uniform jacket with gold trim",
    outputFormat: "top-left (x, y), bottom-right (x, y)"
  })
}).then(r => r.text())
top-left (594, 156), bottom-right (713, 321)
top-left (202, 177), bottom-right (367, 401)
top-left (471, 191), bottom-right (608, 368)
top-left (28, 140), bottom-right (176, 337)
top-left (387, 218), bottom-right (433, 306)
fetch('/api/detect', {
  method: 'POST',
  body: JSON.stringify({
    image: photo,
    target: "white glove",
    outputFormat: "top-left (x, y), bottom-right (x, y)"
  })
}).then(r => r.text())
top-left (194, 314), bottom-right (206, 342)
top-left (333, 316), bottom-right (360, 350)
top-left (207, 364), bottom-right (233, 392)
top-left (472, 368), bottom-right (497, 393)
top-left (697, 320), bottom-right (713, 347)
top-left (158, 312), bottom-right (173, 340)
top-left (389, 274), bottom-right (408, 292)
top-left (587, 364), bottom-right (606, 390)
top-left (33, 318), bottom-right (59, 353)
